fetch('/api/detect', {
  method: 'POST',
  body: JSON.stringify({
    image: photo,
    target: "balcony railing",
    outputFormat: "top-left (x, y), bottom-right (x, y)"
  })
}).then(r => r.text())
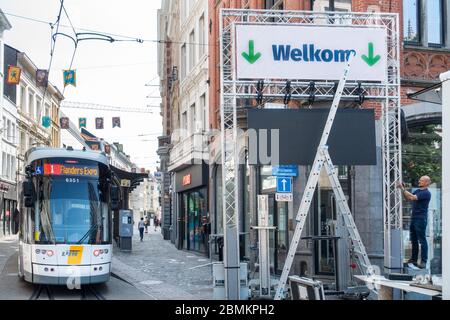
top-left (169, 132), bottom-right (208, 170)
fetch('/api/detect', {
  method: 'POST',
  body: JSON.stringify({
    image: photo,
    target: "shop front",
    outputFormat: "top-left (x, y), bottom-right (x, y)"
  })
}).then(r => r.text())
top-left (174, 164), bottom-right (209, 255)
top-left (0, 181), bottom-right (17, 238)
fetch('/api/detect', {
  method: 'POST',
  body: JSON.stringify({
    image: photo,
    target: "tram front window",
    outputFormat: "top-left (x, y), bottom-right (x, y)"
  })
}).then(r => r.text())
top-left (32, 161), bottom-right (111, 245)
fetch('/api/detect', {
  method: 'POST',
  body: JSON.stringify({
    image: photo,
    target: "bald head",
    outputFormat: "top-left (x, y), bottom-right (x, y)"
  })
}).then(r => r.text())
top-left (419, 176), bottom-right (431, 188)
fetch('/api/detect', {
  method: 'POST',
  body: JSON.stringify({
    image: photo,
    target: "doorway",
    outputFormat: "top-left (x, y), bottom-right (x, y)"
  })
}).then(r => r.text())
top-left (267, 195), bottom-right (289, 275)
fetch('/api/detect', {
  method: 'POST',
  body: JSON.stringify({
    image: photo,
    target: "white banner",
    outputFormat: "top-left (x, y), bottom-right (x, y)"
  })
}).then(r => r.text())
top-left (236, 24), bottom-right (387, 82)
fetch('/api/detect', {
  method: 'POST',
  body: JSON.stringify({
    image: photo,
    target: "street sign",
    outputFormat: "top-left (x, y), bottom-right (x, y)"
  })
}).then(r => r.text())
top-left (276, 193), bottom-right (293, 202)
top-left (236, 24), bottom-right (387, 81)
top-left (272, 165), bottom-right (298, 177)
top-left (276, 177), bottom-right (292, 193)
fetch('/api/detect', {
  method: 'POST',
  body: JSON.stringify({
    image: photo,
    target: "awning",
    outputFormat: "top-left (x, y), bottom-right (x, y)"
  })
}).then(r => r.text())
top-left (407, 82), bottom-right (443, 105)
top-left (111, 166), bottom-right (148, 192)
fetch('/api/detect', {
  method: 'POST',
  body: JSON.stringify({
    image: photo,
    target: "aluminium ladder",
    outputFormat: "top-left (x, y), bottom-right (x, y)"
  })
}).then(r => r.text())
top-left (274, 54), bottom-right (374, 300)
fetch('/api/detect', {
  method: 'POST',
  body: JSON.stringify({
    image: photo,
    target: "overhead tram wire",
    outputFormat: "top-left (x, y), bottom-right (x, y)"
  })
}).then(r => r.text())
top-left (60, 101), bottom-right (158, 114)
top-left (2, 11), bottom-right (213, 47)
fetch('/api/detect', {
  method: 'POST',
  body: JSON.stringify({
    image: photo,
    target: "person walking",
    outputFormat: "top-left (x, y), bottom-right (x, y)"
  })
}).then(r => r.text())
top-left (144, 216), bottom-right (149, 233)
top-left (398, 176), bottom-right (432, 269)
top-left (138, 218), bottom-right (145, 241)
top-left (154, 216), bottom-right (158, 232)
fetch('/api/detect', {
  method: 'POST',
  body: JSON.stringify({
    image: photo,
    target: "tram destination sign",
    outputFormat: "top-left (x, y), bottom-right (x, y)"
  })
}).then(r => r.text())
top-left (42, 164), bottom-right (99, 178)
top-left (236, 24), bottom-right (387, 81)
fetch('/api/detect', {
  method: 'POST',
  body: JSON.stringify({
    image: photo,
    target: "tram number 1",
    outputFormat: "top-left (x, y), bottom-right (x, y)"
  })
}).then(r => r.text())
top-left (66, 178), bottom-right (80, 183)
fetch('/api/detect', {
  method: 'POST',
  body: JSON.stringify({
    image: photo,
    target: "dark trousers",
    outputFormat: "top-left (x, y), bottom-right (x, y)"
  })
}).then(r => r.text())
top-left (139, 228), bottom-right (145, 240)
top-left (410, 218), bottom-right (428, 263)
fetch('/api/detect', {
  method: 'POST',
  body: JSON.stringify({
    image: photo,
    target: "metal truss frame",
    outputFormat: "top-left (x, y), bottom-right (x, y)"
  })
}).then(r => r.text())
top-left (219, 9), bottom-right (401, 299)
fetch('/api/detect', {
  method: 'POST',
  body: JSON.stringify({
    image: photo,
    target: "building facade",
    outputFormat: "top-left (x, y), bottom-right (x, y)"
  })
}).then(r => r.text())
top-left (158, 0), bottom-right (450, 290)
top-left (158, 0), bottom-right (210, 253)
top-left (130, 173), bottom-right (161, 222)
top-left (0, 10), bottom-right (12, 239)
top-left (1, 41), bottom-right (64, 238)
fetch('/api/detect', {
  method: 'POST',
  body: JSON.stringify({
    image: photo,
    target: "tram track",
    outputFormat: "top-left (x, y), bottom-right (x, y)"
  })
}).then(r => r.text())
top-left (29, 285), bottom-right (54, 300)
top-left (29, 284), bottom-right (106, 300)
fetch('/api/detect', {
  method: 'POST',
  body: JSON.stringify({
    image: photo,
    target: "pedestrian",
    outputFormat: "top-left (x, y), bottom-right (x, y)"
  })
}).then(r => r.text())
top-left (138, 217), bottom-right (145, 241)
top-left (398, 176), bottom-right (432, 269)
top-left (154, 216), bottom-right (158, 231)
top-left (144, 217), bottom-right (149, 233)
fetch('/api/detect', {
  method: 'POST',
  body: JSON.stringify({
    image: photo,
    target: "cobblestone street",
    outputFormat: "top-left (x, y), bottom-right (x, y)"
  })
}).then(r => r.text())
top-left (112, 225), bottom-right (214, 300)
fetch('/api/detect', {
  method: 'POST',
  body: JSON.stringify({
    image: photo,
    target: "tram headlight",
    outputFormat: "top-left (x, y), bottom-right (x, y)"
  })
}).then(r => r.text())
top-left (35, 249), bottom-right (41, 254)
top-left (93, 250), bottom-right (100, 257)
top-left (104, 249), bottom-right (109, 254)
top-left (41, 250), bottom-right (47, 255)
top-left (47, 250), bottom-right (54, 257)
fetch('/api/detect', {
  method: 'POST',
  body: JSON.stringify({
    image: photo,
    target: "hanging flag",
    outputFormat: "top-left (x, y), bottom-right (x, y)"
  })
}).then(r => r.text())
top-left (42, 116), bottom-right (51, 128)
top-left (112, 117), bottom-right (121, 128)
top-left (60, 117), bottom-right (69, 129)
top-left (79, 118), bottom-right (87, 129)
top-left (63, 70), bottom-right (76, 87)
top-left (95, 117), bottom-right (104, 129)
top-left (36, 69), bottom-right (49, 87)
top-left (6, 66), bottom-right (22, 85)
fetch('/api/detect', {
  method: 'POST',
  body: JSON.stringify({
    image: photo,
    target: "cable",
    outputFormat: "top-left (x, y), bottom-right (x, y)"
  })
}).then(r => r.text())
top-left (3, 10), bottom-right (214, 47)
top-left (61, 101), bottom-right (158, 113)
top-left (38, 0), bottom-right (64, 125)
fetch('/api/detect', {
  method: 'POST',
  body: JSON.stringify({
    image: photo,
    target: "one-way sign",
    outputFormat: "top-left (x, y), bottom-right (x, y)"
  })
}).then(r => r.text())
top-left (276, 177), bottom-right (292, 193)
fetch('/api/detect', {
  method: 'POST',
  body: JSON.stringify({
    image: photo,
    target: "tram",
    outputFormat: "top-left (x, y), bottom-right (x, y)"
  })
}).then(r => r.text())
top-left (18, 147), bottom-right (119, 285)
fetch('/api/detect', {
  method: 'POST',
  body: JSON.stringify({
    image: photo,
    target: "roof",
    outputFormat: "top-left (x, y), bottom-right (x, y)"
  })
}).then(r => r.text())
top-left (25, 147), bottom-right (109, 166)
top-left (0, 9), bottom-right (12, 31)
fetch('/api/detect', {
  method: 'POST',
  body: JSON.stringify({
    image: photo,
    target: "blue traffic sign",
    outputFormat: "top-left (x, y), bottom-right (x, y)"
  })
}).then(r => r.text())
top-left (272, 165), bottom-right (298, 177)
top-left (276, 177), bottom-right (292, 193)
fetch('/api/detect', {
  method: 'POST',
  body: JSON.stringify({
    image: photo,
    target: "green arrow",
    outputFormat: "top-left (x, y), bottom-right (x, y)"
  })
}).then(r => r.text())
top-left (242, 40), bottom-right (261, 64)
top-left (361, 42), bottom-right (381, 67)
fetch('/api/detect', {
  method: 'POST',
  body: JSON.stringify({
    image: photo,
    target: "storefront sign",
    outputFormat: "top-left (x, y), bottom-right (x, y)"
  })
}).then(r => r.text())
top-left (175, 164), bottom-right (208, 193)
top-left (182, 174), bottom-right (192, 186)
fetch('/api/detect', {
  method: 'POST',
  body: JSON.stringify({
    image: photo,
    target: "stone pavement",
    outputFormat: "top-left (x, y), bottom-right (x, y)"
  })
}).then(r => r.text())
top-left (112, 225), bottom-right (214, 300)
top-left (0, 235), bottom-right (19, 276)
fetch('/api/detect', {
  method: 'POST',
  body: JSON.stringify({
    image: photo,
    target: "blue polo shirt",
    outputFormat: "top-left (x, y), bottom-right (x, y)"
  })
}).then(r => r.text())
top-left (412, 188), bottom-right (431, 220)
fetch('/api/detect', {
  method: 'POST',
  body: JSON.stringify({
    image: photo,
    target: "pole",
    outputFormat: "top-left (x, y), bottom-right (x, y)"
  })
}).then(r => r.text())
top-left (440, 70), bottom-right (450, 300)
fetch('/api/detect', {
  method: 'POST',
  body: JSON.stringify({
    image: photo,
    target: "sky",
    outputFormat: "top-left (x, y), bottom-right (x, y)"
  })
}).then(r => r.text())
top-left (0, 0), bottom-right (163, 172)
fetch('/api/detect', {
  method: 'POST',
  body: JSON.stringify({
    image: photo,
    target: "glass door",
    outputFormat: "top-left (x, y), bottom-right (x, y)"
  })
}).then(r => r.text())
top-left (275, 201), bottom-right (289, 274)
top-left (314, 188), bottom-right (337, 275)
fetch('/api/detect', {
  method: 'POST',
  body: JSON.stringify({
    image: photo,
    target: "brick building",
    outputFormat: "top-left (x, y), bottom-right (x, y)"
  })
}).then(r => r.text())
top-left (159, 0), bottom-right (449, 292)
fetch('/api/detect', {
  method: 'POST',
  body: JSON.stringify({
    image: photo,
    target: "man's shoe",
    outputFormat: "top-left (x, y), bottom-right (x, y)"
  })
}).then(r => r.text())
top-left (417, 262), bottom-right (427, 269)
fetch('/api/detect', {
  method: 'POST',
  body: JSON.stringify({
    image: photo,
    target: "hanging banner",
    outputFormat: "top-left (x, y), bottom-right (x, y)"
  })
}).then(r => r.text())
top-left (104, 144), bottom-right (111, 154)
top-left (42, 116), bottom-right (51, 128)
top-left (36, 69), bottom-right (49, 87)
top-left (60, 117), bottom-right (69, 129)
top-left (79, 118), bottom-right (87, 129)
top-left (63, 70), bottom-right (76, 87)
top-left (95, 117), bottom-right (104, 129)
top-left (112, 117), bottom-right (121, 128)
top-left (6, 66), bottom-right (21, 85)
